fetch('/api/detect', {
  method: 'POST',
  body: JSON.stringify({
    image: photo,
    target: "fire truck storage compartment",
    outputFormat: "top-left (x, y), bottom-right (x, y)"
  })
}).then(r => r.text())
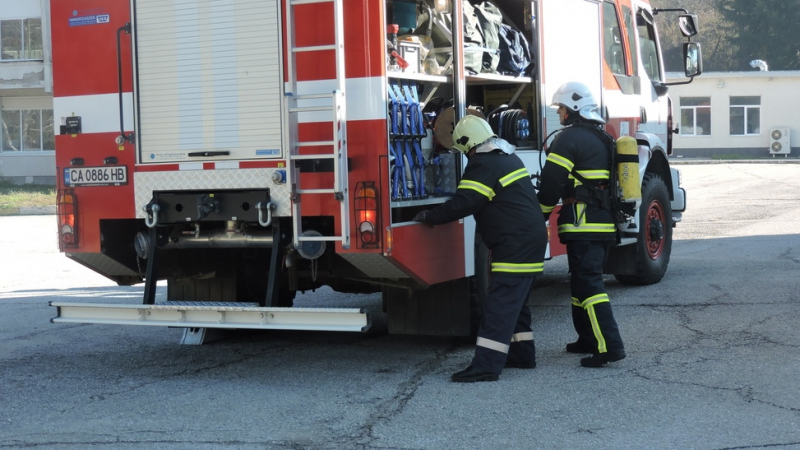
top-left (385, 0), bottom-right (536, 224)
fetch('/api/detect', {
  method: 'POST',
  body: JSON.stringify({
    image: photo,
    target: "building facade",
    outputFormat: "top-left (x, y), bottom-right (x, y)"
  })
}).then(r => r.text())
top-left (0, 0), bottom-right (54, 184)
top-left (666, 70), bottom-right (799, 159)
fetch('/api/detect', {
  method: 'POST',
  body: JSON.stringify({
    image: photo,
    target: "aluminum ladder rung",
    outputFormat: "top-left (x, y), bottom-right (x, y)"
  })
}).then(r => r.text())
top-left (292, 153), bottom-right (337, 159)
top-left (296, 188), bottom-right (337, 194)
top-left (290, 93), bottom-right (337, 100)
top-left (50, 302), bottom-right (370, 333)
top-left (293, 44), bottom-right (337, 52)
top-left (291, 0), bottom-right (334, 5)
top-left (295, 141), bottom-right (337, 147)
top-left (289, 105), bottom-right (335, 113)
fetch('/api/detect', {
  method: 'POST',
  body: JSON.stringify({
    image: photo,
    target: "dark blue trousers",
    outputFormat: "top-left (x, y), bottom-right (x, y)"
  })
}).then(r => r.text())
top-left (567, 240), bottom-right (624, 354)
top-left (471, 274), bottom-right (536, 374)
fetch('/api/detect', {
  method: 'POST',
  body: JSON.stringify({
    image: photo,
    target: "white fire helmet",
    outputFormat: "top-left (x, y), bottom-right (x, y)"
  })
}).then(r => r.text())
top-left (452, 115), bottom-right (497, 154)
top-left (550, 81), bottom-right (605, 123)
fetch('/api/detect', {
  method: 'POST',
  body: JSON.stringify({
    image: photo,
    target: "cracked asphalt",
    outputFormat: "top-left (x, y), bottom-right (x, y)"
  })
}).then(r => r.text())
top-left (1, 163), bottom-right (799, 450)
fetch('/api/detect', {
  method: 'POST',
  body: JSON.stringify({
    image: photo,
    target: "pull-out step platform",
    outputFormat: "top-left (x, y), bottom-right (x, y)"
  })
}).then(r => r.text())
top-left (50, 301), bottom-right (371, 334)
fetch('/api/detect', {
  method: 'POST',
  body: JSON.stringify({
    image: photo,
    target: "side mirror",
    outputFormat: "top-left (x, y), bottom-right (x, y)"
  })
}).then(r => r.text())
top-left (653, 82), bottom-right (669, 97)
top-left (683, 42), bottom-right (703, 78)
top-left (678, 14), bottom-right (699, 37)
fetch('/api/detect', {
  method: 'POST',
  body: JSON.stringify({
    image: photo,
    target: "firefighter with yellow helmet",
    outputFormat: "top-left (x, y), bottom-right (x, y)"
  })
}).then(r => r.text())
top-left (538, 81), bottom-right (626, 367)
top-left (413, 115), bottom-right (548, 382)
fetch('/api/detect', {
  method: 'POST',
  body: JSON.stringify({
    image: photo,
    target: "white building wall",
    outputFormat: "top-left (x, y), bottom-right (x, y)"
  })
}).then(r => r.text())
top-left (0, 0), bottom-right (54, 184)
top-left (666, 71), bottom-right (800, 158)
top-left (0, 0), bottom-right (41, 16)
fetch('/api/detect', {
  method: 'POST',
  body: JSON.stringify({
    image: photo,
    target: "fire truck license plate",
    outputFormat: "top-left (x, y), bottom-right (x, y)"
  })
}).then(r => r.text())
top-left (64, 166), bottom-right (128, 186)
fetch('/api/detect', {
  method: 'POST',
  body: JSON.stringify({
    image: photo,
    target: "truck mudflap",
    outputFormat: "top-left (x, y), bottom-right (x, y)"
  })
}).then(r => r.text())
top-left (50, 301), bottom-right (370, 333)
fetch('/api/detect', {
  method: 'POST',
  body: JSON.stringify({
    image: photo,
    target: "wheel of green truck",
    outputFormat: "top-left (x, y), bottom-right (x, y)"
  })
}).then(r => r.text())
top-left (615, 172), bottom-right (673, 286)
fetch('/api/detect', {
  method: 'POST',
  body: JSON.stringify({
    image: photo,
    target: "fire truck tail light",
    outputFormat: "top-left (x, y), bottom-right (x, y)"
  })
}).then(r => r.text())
top-left (57, 189), bottom-right (78, 249)
top-left (354, 181), bottom-right (380, 249)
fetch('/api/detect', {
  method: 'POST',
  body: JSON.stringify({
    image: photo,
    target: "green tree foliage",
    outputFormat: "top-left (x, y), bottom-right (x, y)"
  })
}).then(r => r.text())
top-left (719, 0), bottom-right (800, 71)
top-left (653, 0), bottom-right (735, 72)
top-left (652, 0), bottom-right (800, 72)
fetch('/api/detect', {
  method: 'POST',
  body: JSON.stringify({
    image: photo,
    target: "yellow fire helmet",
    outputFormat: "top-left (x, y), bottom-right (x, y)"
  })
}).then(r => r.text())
top-left (452, 115), bottom-right (497, 154)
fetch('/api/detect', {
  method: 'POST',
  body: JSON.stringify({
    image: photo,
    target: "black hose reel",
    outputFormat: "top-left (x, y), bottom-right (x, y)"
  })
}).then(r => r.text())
top-left (487, 104), bottom-right (532, 147)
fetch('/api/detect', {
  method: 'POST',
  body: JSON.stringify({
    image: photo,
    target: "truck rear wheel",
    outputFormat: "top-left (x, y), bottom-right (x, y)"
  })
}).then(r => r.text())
top-left (614, 172), bottom-right (672, 285)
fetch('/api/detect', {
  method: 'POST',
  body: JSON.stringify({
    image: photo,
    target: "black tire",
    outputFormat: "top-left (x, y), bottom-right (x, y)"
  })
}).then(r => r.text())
top-left (615, 172), bottom-right (673, 285)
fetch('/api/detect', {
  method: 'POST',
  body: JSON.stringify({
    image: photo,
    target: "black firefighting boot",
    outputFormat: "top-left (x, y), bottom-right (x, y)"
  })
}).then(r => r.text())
top-left (580, 349), bottom-right (627, 367)
top-left (451, 365), bottom-right (500, 382)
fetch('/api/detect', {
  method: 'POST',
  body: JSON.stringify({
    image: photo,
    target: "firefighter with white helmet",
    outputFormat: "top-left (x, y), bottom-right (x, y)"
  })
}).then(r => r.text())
top-left (413, 115), bottom-right (548, 382)
top-left (538, 81), bottom-right (626, 367)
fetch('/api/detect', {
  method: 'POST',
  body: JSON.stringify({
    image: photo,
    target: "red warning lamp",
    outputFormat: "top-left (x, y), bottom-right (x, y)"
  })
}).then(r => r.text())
top-left (57, 189), bottom-right (79, 249)
top-left (354, 181), bottom-right (380, 248)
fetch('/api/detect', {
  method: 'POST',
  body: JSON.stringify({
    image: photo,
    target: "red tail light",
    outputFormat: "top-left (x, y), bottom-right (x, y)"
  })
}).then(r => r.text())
top-left (354, 181), bottom-right (379, 248)
top-left (57, 189), bottom-right (78, 249)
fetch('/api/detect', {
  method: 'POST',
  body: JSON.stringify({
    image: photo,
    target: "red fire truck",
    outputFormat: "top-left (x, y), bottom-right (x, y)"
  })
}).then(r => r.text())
top-left (50, 0), bottom-right (701, 342)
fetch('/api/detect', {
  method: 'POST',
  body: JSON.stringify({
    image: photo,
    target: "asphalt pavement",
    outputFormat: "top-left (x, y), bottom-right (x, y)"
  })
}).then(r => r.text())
top-left (1, 162), bottom-right (799, 450)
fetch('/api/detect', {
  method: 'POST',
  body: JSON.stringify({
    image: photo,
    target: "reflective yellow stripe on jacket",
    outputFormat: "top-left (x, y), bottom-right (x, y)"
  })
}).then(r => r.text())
top-left (459, 168), bottom-right (530, 201)
top-left (458, 179), bottom-right (495, 200)
top-left (571, 169), bottom-right (610, 184)
top-left (557, 203), bottom-right (616, 234)
top-left (546, 153), bottom-right (574, 172)
top-left (499, 168), bottom-right (529, 187)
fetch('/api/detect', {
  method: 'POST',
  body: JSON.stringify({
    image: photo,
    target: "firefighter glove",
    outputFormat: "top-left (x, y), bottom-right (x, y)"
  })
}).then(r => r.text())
top-left (413, 210), bottom-right (433, 226)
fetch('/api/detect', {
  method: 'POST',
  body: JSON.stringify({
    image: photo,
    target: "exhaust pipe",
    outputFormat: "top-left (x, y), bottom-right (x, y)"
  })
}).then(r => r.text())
top-left (134, 221), bottom-right (273, 258)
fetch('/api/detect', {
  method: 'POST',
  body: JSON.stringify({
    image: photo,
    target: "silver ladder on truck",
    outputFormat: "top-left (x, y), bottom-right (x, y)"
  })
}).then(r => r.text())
top-left (284, 0), bottom-right (350, 250)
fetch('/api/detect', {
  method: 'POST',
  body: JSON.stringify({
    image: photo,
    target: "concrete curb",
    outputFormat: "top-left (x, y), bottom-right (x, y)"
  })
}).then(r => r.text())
top-left (0, 205), bottom-right (57, 216)
top-left (669, 158), bottom-right (800, 164)
top-left (20, 205), bottom-right (57, 215)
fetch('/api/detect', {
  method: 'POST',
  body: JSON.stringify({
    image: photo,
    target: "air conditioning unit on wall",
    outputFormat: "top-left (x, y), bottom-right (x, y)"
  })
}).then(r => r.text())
top-left (769, 128), bottom-right (791, 156)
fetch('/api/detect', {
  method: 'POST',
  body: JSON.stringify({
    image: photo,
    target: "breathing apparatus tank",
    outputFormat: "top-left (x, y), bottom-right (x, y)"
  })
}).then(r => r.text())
top-left (615, 136), bottom-right (641, 209)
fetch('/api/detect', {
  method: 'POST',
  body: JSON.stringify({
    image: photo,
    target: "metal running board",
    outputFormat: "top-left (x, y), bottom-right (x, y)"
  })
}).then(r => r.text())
top-left (284, 0), bottom-right (350, 250)
top-left (50, 302), bottom-right (370, 333)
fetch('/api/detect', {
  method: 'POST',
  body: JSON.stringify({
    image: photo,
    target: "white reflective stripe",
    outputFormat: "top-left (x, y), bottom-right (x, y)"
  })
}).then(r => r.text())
top-left (295, 77), bottom-right (387, 123)
top-left (476, 337), bottom-right (510, 354)
top-left (511, 332), bottom-right (534, 342)
top-left (54, 93), bottom-right (134, 134)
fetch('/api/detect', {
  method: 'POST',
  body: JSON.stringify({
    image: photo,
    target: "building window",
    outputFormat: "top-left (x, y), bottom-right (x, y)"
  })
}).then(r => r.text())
top-left (730, 96), bottom-right (760, 136)
top-left (1, 109), bottom-right (55, 152)
top-left (680, 97), bottom-right (711, 136)
top-left (1, 18), bottom-right (43, 61)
